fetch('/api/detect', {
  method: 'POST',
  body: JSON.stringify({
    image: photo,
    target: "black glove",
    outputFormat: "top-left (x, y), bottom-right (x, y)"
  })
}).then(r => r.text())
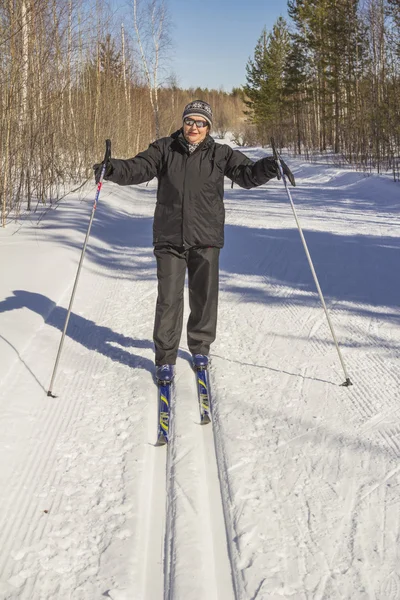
top-left (276, 158), bottom-right (295, 186)
top-left (93, 157), bottom-right (113, 184)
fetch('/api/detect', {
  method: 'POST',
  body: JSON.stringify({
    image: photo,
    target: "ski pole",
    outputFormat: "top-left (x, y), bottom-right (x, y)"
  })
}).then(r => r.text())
top-left (271, 138), bottom-right (352, 387)
top-left (47, 139), bottom-right (111, 397)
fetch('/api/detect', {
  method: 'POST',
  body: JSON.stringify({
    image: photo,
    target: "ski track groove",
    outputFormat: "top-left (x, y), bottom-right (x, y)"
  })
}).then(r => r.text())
top-left (142, 367), bottom-right (230, 600)
top-left (140, 412), bottom-right (168, 600)
top-left (209, 365), bottom-right (243, 600)
top-left (150, 363), bottom-right (238, 600)
top-left (163, 379), bottom-right (178, 600)
top-left (201, 372), bottom-right (238, 600)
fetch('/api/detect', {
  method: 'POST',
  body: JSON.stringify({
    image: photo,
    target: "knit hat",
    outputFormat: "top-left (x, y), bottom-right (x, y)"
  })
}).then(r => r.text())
top-left (182, 100), bottom-right (213, 127)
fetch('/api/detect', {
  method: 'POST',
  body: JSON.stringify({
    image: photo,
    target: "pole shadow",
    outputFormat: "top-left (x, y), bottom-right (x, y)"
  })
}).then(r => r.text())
top-left (0, 290), bottom-right (155, 374)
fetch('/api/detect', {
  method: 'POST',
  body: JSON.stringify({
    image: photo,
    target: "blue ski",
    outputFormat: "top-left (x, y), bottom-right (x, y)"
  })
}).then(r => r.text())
top-left (156, 382), bottom-right (171, 445)
top-left (195, 367), bottom-right (211, 424)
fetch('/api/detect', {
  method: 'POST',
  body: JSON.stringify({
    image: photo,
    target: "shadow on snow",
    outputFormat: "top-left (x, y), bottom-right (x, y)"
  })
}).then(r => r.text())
top-left (0, 290), bottom-right (156, 375)
top-left (12, 179), bottom-right (399, 370)
top-left (221, 224), bottom-right (400, 316)
top-left (33, 186), bottom-right (400, 314)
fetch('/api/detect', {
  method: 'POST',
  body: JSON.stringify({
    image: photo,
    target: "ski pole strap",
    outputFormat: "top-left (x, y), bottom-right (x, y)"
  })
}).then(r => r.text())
top-left (271, 137), bottom-right (278, 161)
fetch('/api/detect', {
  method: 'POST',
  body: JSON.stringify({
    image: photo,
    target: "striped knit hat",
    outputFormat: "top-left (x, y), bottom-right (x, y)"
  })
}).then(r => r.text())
top-left (182, 100), bottom-right (213, 127)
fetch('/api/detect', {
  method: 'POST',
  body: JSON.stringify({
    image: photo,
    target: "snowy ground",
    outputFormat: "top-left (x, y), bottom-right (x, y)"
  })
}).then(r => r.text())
top-left (0, 147), bottom-right (399, 600)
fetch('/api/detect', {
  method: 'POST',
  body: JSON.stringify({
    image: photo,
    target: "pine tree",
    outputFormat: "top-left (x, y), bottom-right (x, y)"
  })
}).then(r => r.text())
top-left (243, 18), bottom-right (290, 145)
top-left (287, 0), bottom-right (365, 153)
top-left (243, 27), bottom-right (269, 144)
top-left (284, 36), bottom-right (311, 153)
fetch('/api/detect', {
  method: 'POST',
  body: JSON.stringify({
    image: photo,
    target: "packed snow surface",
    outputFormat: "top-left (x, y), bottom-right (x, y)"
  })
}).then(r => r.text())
top-left (0, 148), bottom-right (399, 600)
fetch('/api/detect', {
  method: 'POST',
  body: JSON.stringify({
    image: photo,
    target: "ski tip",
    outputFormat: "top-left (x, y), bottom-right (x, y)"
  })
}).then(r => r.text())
top-left (200, 413), bottom-right (211, 425)
top-left (155, 434), bottom-right (168, 446)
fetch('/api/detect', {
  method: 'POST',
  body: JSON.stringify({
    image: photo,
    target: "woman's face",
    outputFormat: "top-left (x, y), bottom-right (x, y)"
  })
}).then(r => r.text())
top-left (183, 116), bottom-right (209, 144)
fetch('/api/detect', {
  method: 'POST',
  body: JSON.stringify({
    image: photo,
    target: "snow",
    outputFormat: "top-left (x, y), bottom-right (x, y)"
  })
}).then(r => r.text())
top-left (1, 148), bottom-right (400, 600)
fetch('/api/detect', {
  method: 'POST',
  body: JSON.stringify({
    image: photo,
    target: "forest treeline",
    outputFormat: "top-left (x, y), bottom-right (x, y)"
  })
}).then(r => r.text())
top-left (244, 0), bottom-right (400, 178)
top-left (0, 0), bottom-right (246, 222)
top-left (1, 0), bottom-right (399, 222)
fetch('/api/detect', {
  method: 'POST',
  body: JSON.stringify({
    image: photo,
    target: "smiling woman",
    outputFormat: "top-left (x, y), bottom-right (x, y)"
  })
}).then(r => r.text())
top-left (182, 99), bottom-right (213, 146)
top-left (183, 117), bottom-right (208, 141)
top-left (93, 98), bottom-right (295, 383)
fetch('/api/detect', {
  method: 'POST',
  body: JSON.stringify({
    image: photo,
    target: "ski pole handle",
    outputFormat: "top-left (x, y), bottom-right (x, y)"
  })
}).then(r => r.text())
top-left (94, 138), bottom-right (112, 208)
top-left (271, 137), bottom-right (278, 160)
top-left (271, 137), bottom-right (285, 181)
top-left (104, 138), bottom-right (111, 164)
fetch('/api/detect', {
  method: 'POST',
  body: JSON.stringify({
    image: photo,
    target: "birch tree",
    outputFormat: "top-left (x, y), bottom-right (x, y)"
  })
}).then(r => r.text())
top-left (132, 0), bottom-right (170, 139)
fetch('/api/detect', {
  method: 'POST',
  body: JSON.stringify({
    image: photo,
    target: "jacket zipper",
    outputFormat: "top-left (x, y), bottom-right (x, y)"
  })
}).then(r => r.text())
top-left (180, 140), bottom-right (209, 248)
top-left (181, 151), bottom-right (188, 247)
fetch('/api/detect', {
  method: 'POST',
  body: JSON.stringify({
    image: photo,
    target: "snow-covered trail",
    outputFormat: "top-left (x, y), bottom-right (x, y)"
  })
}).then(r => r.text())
top-left (0, 154), bottom-right (400, 599)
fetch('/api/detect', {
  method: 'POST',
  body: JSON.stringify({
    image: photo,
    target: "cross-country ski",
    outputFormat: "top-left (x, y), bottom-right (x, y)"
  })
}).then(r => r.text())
top-left (193, 355), bottom-right (212, 425)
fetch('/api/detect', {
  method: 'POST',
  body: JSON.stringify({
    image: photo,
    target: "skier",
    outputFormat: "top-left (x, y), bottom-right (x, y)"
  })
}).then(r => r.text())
top-left (93, 100), bottom-right (295, 383)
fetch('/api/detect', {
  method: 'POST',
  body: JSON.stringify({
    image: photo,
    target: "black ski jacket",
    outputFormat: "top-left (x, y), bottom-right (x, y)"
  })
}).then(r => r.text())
top-left (106, 129), bottom-right (278, 248)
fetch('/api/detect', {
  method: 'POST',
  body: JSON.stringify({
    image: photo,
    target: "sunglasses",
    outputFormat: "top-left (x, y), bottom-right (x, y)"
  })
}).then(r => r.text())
top-left (184, 117), bottom-right (208, 129)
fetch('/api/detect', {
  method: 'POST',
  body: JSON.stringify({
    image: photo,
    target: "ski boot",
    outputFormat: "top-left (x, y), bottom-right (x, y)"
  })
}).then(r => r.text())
top-left (192, 354), bottom-right (209, 370)
top-left (156, 364), bottom-right (174, 383)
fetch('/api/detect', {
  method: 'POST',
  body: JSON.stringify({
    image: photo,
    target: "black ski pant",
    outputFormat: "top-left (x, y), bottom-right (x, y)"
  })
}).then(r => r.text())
top-left (153, 245), bottom-right (220, 365)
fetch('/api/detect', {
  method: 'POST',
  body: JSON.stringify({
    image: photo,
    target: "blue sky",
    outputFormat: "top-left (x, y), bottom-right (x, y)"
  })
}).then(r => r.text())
top-left (167, 0), bottom-right (289, 91)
